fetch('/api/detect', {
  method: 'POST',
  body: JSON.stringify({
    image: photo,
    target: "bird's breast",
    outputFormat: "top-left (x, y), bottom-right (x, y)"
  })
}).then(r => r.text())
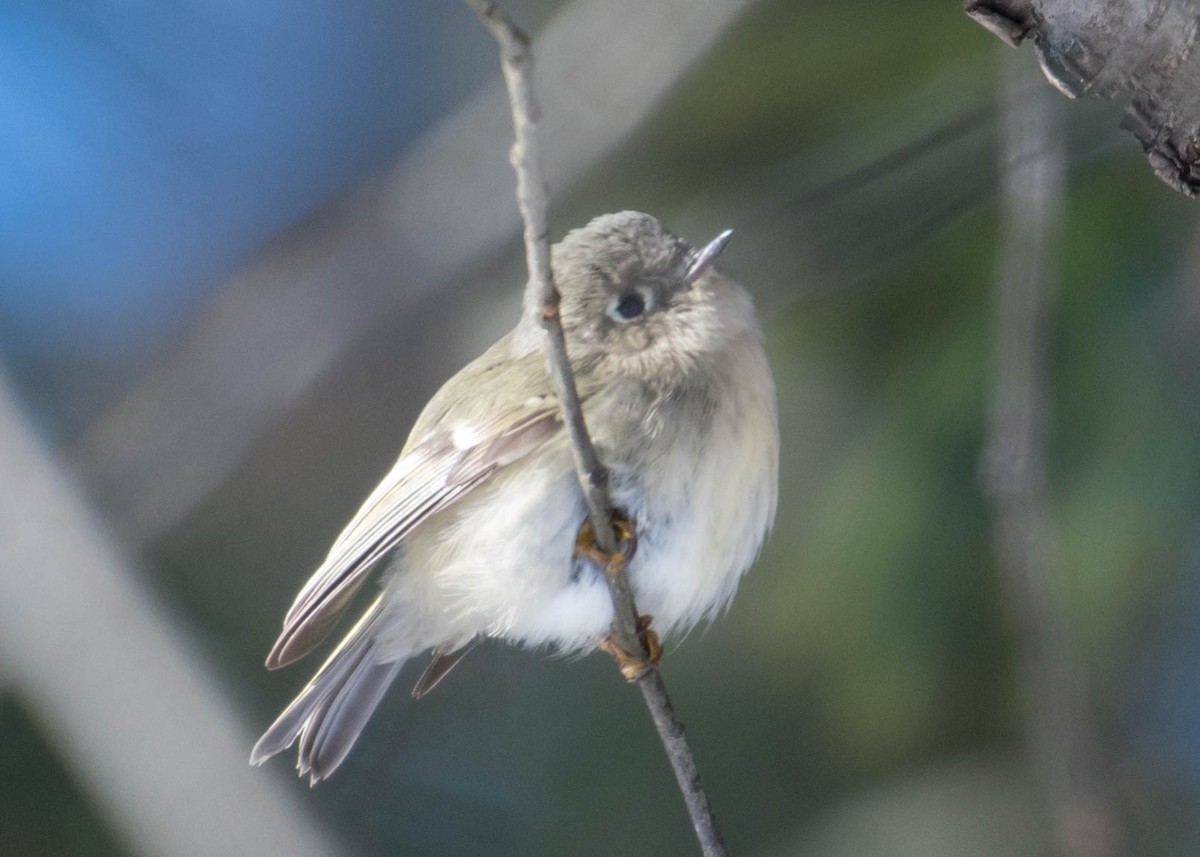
top-left (598, 339), bottom-right (779, 636)
top-left (396, 336), bottom-right (777, 652)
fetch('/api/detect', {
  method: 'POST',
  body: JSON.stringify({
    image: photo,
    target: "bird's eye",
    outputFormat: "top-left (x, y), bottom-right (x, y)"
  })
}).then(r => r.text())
top-left (616, 292), bottom-right (644, 318)
top-left (607, 287), bottom-right (653, 323)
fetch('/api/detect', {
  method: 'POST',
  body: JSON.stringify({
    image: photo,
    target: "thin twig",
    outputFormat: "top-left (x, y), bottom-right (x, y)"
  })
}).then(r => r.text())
top-left (982, 51), bottom-right (1124, 857)
top-left (638, 671), bottom-right (727, 856)
top-left (463, 0), bottom-right (632, 652)
top-left (464, 2), bottom-right (727, 854)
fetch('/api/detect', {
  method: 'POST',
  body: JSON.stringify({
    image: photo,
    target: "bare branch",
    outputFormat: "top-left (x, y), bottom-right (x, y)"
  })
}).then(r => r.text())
top-left (465, 2), bottom-right (726, 853)
top-left (981, 51), bottom-right (1125, 857)
top-left (464, 0), bottom-right (616, 556)
top-left (638, 671), bottom-right (727, 857)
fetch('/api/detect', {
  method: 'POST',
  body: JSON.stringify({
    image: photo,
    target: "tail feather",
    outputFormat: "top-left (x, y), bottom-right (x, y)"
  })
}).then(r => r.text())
top-left (301, 656), bottom-right (402, 780)
top-left (251, 597), bottom-right (405, 783)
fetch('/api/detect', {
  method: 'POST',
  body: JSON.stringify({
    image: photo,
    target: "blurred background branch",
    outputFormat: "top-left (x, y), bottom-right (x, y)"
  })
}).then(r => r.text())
top-left (981, 51), bottom-right (1124, 857)
top-left (0, 370), bottom-right (347, 857)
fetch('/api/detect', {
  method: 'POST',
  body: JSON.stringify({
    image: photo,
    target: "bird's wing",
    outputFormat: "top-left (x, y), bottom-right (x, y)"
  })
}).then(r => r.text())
top-left (265, 403), bottom-right (563, 669)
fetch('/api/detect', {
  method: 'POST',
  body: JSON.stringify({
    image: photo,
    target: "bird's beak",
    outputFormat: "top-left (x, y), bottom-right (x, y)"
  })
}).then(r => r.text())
top-left (685, 228), bottom-right (734, 284)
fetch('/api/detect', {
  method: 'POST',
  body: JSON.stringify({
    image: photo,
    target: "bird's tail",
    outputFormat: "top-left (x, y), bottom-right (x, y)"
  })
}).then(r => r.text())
top-left (251, 596), bottom-right (404, 784)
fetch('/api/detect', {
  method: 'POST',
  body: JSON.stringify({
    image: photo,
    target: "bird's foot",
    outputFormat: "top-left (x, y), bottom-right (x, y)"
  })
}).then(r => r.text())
top-left (574, 510), bottom-right (637, 573)
top-left (598, 615), bottom-right (662, 681)
top-left (577, 513), bottom-right (654, 679)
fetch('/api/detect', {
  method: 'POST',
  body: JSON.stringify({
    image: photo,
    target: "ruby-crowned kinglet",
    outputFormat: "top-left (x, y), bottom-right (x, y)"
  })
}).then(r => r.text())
top-left (251, 211), bottom-right (778, 783)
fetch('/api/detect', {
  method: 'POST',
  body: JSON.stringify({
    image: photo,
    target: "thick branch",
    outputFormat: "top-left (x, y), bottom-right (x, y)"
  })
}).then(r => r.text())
top-left (465, 3), bottom-right (726, 854)
top-left (965, 0), bottom-right (1200, 196)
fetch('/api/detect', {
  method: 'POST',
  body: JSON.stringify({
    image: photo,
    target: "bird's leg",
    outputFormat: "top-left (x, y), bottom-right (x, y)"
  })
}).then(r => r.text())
top-left (573, 509), bottom-right (637, 572)
top-left (575, 511), bottom-right (660, 680)
top-left (597, 614), bottom-right (663, 681)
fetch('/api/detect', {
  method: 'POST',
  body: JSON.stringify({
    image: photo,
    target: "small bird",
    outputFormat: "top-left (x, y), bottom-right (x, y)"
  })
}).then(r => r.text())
top-left (251, 211), bottom-right (778, 783)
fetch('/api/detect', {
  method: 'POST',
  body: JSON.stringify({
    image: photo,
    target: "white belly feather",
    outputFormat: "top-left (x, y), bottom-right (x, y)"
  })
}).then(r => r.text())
top-left (384, 337), bottom-right (778, 654)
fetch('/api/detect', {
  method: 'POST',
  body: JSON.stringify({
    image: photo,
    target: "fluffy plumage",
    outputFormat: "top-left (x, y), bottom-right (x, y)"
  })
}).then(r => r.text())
top-left (251, 212), bottom-right (778, 783)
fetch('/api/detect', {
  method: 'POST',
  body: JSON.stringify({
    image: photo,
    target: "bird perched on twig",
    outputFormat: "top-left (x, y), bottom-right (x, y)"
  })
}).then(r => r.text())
top-left (251, 211), bottom-right (778, 783)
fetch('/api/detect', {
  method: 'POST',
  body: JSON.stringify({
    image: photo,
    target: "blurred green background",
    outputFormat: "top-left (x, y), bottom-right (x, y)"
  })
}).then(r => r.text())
top-left (3, 0), bottom-right (1199, 855)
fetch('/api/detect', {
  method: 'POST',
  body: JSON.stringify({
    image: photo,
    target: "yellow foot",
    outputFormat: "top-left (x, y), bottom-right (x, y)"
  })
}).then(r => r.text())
top-left (574, 510), bottom-right (637, 572)
top-left (598, 615), bottom-right (662, 681)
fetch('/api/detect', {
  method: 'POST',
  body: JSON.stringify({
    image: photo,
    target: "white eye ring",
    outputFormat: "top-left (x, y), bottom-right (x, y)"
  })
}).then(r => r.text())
top-left (606, 286), bottom-right (655, 323)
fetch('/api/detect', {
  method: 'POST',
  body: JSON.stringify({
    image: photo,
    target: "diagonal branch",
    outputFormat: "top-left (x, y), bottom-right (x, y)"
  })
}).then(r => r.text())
top-left (464, 2), bottom-right (727, 854)
top-left (467, 0), bottom-right (616, 558)
top-left (0, 366), bottom-right (347, 857)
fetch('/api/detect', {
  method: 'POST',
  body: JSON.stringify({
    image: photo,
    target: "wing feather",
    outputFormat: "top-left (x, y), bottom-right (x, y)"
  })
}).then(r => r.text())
top-left (264, 407), bottom-right (561, 668)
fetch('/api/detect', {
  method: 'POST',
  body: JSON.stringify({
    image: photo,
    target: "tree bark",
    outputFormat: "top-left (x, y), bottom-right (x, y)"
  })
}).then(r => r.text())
top-left (966, 0), bottom-right (1200, 196)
